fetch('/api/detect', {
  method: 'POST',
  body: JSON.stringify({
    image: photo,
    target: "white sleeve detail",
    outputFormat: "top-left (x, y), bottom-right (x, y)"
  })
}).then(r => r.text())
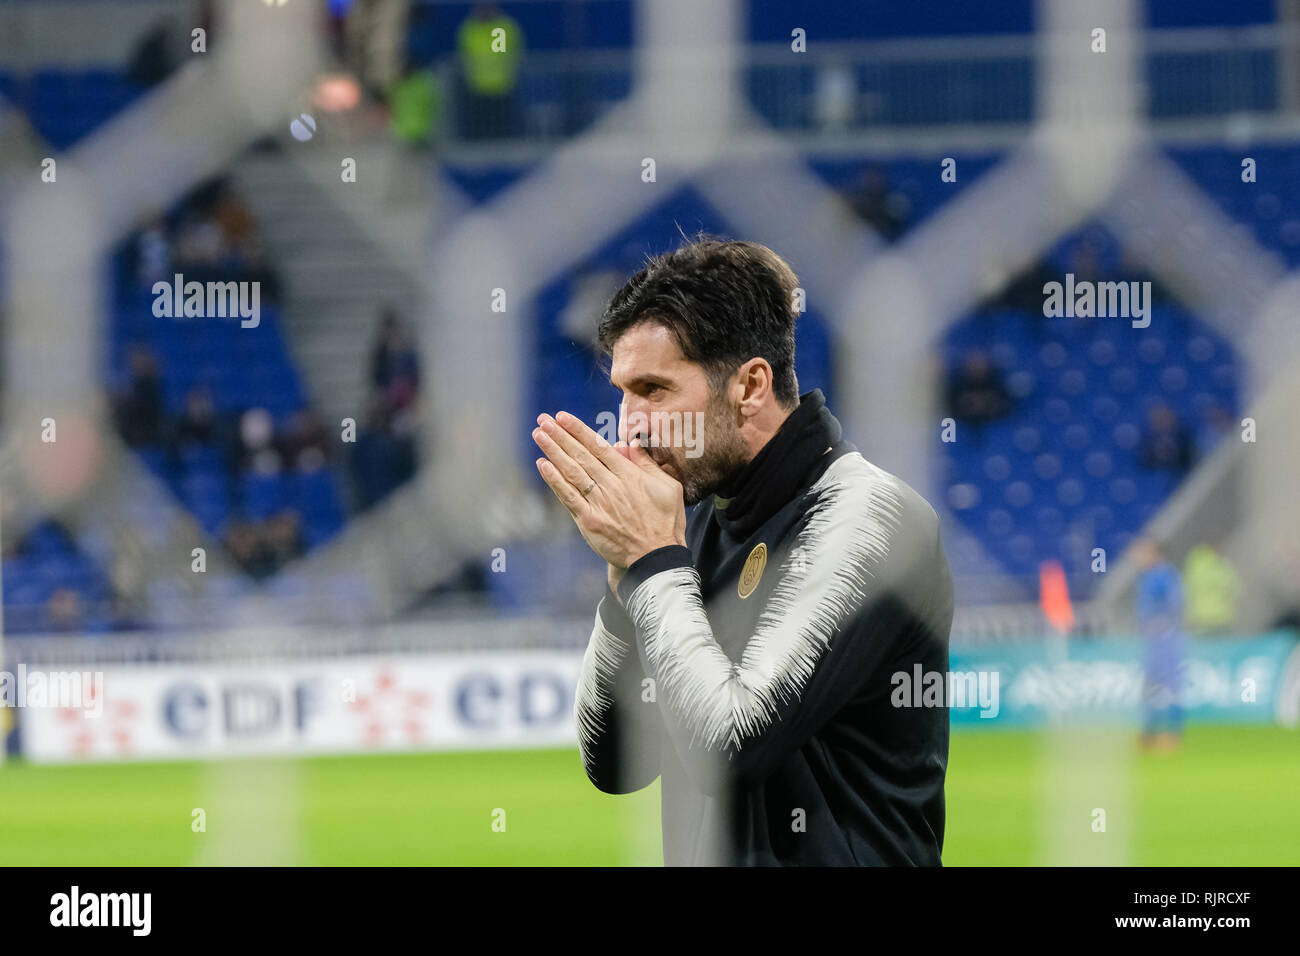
top-left (623, 453), bottom-right (905, 754)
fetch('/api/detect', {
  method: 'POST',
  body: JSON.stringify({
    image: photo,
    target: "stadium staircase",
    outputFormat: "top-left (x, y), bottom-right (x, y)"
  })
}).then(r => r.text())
top-left (228, 141), bottom-right (427, 432)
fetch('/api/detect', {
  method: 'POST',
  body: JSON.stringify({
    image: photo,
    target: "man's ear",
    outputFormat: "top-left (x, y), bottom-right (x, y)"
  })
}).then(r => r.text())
top-left (735, 358), bottom-right (774, 414)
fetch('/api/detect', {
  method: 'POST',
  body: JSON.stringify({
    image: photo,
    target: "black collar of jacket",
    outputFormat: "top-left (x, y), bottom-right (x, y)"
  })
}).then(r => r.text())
top-left (711, 388), bottom-right (842, 539)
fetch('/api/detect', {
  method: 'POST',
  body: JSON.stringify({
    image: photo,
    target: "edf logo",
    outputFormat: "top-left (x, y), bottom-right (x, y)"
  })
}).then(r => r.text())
top-left (455, 671), bottom-right (572, 729)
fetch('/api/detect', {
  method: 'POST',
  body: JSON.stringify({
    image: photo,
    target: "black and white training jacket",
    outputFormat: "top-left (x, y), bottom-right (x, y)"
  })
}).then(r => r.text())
top-left (575, 389), bottom-right (954, 866)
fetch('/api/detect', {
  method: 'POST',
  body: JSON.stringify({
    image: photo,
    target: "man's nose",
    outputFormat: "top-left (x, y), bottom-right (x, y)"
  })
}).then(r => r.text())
top-left (621, 398), bottom-right (652, 441)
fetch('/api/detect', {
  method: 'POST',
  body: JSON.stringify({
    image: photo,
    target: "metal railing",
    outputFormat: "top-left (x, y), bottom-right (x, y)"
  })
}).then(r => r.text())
top-left (439, 24), bottom-right (1298, 146)
top-left (1, 597), bottom-right (1122, 667)
top-left (2, 614), bottom-right (593, 668)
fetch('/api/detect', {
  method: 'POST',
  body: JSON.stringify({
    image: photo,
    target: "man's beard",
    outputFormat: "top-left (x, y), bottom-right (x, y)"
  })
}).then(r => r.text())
top-left (644, 390), bottom-right (751, 507)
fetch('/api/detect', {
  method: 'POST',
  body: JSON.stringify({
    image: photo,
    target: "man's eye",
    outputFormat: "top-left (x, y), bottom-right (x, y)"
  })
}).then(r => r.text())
top-left (644, 384), bottom-right (661, 395)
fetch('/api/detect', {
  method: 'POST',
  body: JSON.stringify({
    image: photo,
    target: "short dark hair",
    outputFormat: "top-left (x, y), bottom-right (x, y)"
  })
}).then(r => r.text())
top-left (596, 234), bottom-right (801, 408)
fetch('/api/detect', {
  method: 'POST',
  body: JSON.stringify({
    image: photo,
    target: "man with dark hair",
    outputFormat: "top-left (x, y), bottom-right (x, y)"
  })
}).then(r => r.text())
top-left (532, 237), bottom-right (953, 866)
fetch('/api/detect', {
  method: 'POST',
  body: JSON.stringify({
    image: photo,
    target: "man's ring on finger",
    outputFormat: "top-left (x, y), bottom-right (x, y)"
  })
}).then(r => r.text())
top-left (581, 479), bottom-right (596, 498)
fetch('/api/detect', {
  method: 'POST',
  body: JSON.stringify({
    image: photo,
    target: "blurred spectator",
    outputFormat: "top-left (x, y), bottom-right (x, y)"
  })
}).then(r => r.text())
top-left (1139, 402), bottom-right (1194, 473)
top-left (352, 399), bottom-right (397, 508)
top-left (173, 210), bottom-right (225, 274)
top-left (212, 189), bottom-right (258, 263)
top-left (389, 402), bottom-right (419, 485)
top-left (237, 407), bottom-right (281, 475)
top-left (2, 522), bottom-right (115, 635)
top-left (346, 0), bottom-right (412, 102)
top-left (225, 520), bottom-right (276, 581)
top-left (44, 588), bottom-right (84, 634)
top-left (266, 510), bottom-right (306, 568)
top-left (352, 395), bottom-right (416, 508)
top-left (125, 180), bottom-right (280, 303)
top-left (389, 57), bottom-right (443, 149)
top-left (1134, 537), bottom-right (1186, 752)
top-left (172, 386), bottom-right (223, 451)
top-left (813, 60), bottom-right (855, 131)
top-left (370, 308), bottom-right (421, 411)
top-left (945, 350), bottom-right (1012, 426)
top-left (456, 3), bottom-right (525, 139)
top-left (115, 346), bottom-right (165, 448)
top-left (1182, 541), bottom-right (1239, 635)
top-left (845, 166), bottom-right (910, 241)
top-left (280, 407), bottom-right (332, 472)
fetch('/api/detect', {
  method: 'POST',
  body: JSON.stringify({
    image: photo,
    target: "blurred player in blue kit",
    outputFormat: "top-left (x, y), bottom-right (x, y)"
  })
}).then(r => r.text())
top-left (1134, 537), bottom-right (1186, 752)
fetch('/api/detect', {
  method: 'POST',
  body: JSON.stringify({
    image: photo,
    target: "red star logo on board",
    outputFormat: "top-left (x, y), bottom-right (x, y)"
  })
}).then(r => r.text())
top-left (55, 684), bottom-right (138, 758)
top-left (346, 666), bottom-right (433, 747)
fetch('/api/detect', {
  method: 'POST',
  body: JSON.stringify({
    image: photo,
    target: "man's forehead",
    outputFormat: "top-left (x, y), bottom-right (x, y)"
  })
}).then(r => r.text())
top-left (609, 322), bottom-right (687, 384)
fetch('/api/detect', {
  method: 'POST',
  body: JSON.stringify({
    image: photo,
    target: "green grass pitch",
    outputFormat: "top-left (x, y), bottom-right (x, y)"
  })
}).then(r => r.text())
top-left (1, 724), bottom-right (1295, 865)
